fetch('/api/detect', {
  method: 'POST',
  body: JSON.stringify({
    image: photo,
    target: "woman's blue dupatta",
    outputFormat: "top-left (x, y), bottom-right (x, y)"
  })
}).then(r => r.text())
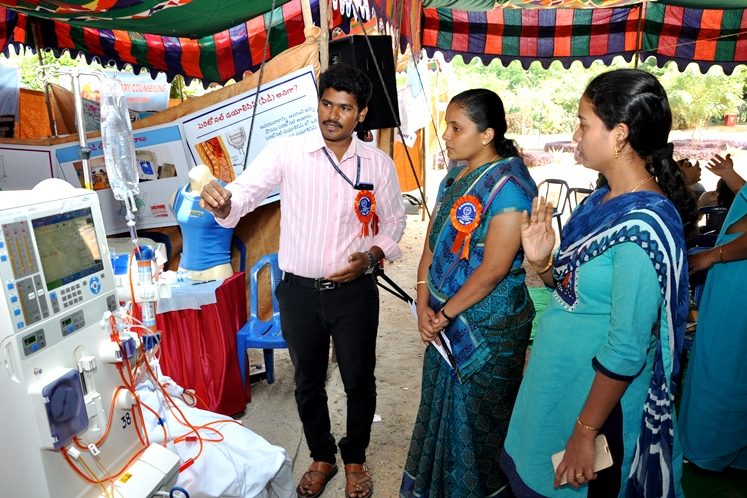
top-left (427, 157), bottom-right (537, 382)
top-left (554, 187), bottom-right (688, 498)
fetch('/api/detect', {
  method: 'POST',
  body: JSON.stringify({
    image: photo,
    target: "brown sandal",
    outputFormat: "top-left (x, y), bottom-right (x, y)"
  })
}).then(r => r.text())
top-left (344, 463), bottom-right (373, 498)
top-left (296, 461), bottom-right (338, 498)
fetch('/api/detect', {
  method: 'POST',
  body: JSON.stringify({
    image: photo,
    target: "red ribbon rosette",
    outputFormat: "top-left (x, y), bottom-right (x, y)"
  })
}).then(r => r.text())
top-left (354, 190), bottom-right (378, 237)
top-left (449, 194), bottom-right (483, 260)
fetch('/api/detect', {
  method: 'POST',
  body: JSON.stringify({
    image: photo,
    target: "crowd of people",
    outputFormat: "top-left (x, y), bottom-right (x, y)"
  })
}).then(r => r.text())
top-left (198, 62), bottom-right (745, 498)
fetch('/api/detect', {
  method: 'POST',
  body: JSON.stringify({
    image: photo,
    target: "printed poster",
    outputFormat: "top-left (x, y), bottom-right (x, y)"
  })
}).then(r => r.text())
top-left (180, 65), bottom-right (319, 205)
top-left (54, 125), bottom-right (190, 234)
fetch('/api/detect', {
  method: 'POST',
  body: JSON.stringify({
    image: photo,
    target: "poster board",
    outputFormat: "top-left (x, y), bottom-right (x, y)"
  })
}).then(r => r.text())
top-left (0, 145), bottom-right (55, 191)
top-left (180, 65), bottom-right (319, 205)
top-left (54, 125), bottom-right (190, 234)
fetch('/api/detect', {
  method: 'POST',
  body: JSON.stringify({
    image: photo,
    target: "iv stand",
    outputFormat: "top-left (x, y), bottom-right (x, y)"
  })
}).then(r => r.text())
top-left (38, 66), bottom-right (108, 191)
top-left (70, 69), bottom-right (92, 190)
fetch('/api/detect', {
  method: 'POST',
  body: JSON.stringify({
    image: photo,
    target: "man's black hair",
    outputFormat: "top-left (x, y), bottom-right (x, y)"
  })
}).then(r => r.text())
top-left (318, 63), bottom-right (372, 110)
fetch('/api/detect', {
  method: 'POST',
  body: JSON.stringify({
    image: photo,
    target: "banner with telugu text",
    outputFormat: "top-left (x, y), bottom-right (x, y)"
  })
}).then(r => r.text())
top-left (179, 65), bottom-right (319, 205)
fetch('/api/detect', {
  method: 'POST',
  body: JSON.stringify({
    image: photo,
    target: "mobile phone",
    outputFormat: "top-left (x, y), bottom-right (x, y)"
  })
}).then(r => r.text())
top-left (551, 434), bottom-right (613, 486)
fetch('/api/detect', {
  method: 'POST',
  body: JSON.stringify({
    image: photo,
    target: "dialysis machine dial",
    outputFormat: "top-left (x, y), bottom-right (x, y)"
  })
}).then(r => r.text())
top-left (0, 181), bottom-right (178, 498)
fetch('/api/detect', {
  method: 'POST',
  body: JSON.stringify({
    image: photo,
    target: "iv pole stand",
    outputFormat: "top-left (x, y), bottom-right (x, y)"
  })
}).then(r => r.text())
top-left (70, 69), bottom-right (93, 191)
top-left (38, 65), bottom-right (101, 191)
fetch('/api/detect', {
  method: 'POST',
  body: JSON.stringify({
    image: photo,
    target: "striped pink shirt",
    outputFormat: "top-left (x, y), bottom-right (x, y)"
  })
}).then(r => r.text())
top-left (216, 130), bottom-right (406, 278)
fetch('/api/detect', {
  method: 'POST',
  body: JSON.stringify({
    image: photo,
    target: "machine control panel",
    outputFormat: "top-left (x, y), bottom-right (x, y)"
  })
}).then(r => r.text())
top-left (0, 207), bottom-right (107, 335)
top-left (22, 329), bottom-right (47, 356)
top-left (60, 310), bottom-right (85, 338)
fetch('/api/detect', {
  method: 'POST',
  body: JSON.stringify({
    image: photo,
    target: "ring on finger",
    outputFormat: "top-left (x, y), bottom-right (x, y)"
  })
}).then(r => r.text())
top-left (574, 472), bottom-right (584, 479)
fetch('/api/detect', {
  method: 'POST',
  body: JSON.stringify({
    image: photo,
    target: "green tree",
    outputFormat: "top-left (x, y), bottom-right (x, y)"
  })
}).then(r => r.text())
top-left (2, 48), bottom-right (100, 91)
top-left (447, 55), bottom-right (746, 136)
top-left (656, 62), bottom-right (746, 130)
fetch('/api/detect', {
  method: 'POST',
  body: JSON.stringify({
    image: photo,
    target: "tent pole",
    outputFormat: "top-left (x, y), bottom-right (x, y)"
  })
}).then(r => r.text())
top-left (177, 75), bottom-right (185, 102)
top-left (300, 0), bottom-right (313, 30)
top-left (320, 0), bottom-right (329, 71)
top-left (394, 0), bottom-right (404, 56)
top-left (30, 20), bottom-right (58, 137)
top-left (633, 2), bottom-right (645, 68)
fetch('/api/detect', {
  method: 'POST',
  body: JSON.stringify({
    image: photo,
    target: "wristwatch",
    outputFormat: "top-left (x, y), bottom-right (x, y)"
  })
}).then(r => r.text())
top-left (364, 250), bottom-right (377, 274)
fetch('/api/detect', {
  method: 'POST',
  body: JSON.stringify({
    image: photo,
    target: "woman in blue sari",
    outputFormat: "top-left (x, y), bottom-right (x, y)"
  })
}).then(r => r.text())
top-left (679, 154), bottom-right (747, 472)
top-left (400, 89), bottom-right (537, 497)
top-left (501, 70), bottom-right (696, 498)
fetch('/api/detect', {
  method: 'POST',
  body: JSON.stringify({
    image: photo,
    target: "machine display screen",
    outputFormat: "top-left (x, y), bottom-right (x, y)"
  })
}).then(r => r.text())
top-left (32, 208), bottom-right (104, 291)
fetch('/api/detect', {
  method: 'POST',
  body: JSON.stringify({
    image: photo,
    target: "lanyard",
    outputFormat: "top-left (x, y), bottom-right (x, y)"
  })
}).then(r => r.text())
top-left (322, 148), bottom-right (360, 189)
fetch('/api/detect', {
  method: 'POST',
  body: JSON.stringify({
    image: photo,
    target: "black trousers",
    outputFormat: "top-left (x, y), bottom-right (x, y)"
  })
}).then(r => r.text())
top-left (275, 274), bottom-right (379, 464)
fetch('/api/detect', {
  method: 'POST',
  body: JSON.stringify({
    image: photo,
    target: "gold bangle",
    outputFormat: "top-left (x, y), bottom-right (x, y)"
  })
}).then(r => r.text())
top-left (415, 280), bottom-right (427, 290)
top-left (528, 254), bottom-right (554, 274)
top-left (576, 416), bottom-right (600, 432)
top-left (719, 245), bottom-right (724, 263)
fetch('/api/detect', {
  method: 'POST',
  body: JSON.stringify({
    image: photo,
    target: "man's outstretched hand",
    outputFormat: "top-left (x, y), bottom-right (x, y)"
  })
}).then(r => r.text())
top-left (200, 180), bottom-right (233, 219)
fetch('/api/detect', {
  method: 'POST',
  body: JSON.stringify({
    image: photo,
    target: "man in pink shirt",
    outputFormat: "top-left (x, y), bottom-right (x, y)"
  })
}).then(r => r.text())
top-left (201, 63), bottom-right (405, 498)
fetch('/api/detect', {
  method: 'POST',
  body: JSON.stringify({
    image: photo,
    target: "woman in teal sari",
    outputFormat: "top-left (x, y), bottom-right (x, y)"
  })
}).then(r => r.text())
top-left (680, 154), bottom-right (747, 472)
top-left (400, 89), bottom-right (537, 497)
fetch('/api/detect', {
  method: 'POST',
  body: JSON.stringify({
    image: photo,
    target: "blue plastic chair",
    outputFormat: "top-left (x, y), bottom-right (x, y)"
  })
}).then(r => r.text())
top-left (698, 205), bottom-right (729, 235)
top-left (236, 253), bottom-right (287, 386)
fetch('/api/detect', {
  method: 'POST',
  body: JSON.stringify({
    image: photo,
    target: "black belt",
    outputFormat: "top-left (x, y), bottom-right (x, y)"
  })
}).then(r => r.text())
top-left (282, 272), bottom-right (369, 291)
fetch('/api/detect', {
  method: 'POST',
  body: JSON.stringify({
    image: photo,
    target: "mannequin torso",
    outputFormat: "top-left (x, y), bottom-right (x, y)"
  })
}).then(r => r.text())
top-left (172, 165), bottom-right (234, 281)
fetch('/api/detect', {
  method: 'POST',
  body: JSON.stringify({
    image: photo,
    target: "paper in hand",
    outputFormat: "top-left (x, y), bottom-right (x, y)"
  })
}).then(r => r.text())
top-left (408, 300), bottom-right (455, 369)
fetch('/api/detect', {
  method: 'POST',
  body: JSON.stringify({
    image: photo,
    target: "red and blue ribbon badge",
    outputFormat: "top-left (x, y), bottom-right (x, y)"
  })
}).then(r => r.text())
top-left (449, 194), bottom-right (483, 260)
top-left (354, 190), bottom-right (378, 237)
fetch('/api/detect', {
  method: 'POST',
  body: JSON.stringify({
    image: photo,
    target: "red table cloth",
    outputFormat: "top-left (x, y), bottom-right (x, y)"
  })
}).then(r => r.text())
top-left (154, 272), bottom-right (249, 415)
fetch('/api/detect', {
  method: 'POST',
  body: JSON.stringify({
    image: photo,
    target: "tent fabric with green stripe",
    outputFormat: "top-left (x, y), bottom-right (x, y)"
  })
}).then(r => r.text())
top-left (0, 1), bottom-right (309, 84)
top-left (421, 2), bottom-right (747, 74)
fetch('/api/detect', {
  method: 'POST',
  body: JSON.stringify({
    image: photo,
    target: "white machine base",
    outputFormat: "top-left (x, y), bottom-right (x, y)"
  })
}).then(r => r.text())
top-left (110, 444), bottom-right (180, 498)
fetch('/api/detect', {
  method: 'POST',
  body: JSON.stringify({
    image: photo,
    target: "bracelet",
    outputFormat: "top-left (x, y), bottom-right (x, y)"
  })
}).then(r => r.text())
top-left (439, 305), bottom-right (454, 321)
top-left (576, 416), bottom-right (600, 432)
top-left (528, 254), bottom-right (554, 274)
top-left (415, 280), bottom-right (427, 290)
top-left (719, 245), bottom-right (724, 263)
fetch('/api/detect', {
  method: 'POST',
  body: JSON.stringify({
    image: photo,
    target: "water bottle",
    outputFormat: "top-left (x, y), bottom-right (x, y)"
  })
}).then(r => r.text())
top-left (100, 78), bottom-right (139, 202)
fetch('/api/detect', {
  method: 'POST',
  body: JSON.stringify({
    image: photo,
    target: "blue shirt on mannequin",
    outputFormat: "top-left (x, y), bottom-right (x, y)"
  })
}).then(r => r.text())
top-left (172, 182), bottom-right (234, 271)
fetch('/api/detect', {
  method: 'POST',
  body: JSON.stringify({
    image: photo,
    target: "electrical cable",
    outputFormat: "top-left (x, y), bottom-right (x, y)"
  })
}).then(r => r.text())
top-left (351, 4), bottom-right (430, 219)
top-left (61, 445), bottom-right (147, 487)
top-left (170, 486), bottom-right (190, 498)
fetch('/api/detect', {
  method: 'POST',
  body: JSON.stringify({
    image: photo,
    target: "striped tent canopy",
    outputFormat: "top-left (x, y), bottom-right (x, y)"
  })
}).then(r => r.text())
top-left (0, 0), bottom-right (295, 38)
top-left (2, 0), bottom-right (747, 85)
top-left (416, 1), bottom-right (747, 73)
top-left (424, 0), bottom-right (643, 8)
top-left (0, 0), bottom-right (410, 85)
top-left (0, 0), bottom-right (312, 84)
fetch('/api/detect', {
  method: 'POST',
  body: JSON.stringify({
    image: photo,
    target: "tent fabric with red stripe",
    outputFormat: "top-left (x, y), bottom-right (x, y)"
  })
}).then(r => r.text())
top-left (2, 0), bottom-right (747, 85)
top-left (0, 1), bottom-right (310, 84)
top-left (420, 2), bottom-right (747, 73)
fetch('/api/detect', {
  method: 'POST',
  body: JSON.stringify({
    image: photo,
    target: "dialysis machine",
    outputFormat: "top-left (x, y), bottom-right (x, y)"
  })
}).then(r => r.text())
top-left (0, 181), bottom-right (178, 498)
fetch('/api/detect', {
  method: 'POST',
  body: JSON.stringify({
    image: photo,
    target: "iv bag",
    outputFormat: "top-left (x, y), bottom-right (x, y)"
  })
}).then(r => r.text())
top-left (100, 79), bottom-right (139, 201)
